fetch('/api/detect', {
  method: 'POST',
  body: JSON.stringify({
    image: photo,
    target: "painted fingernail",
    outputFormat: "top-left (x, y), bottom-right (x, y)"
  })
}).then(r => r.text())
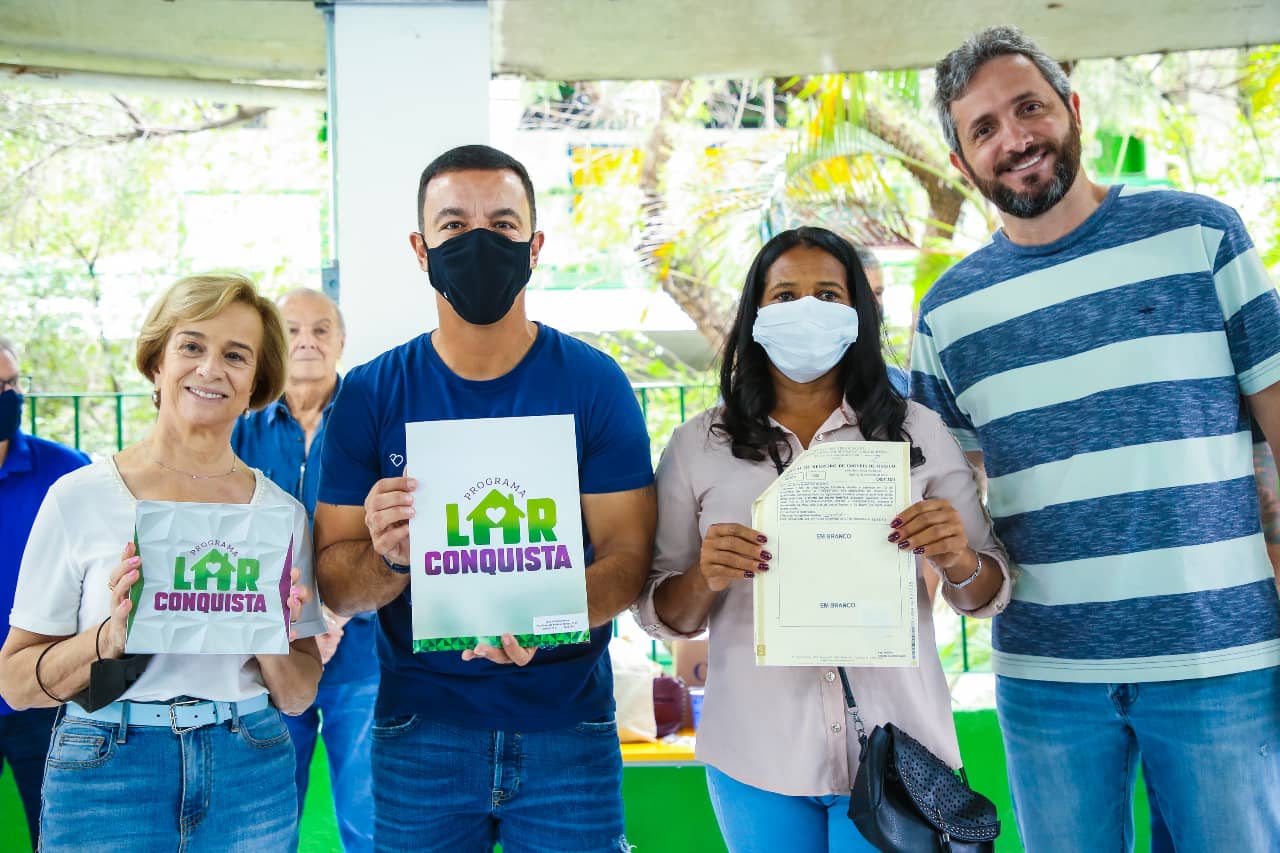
top-left (756, 534), bottom-right (768, 544)
top-left (757, 562), bottom-right (769, 571)
top-left (887, 532), bottom-right (901, 542)
top-left (743, 571), bottom-right (755, 579)
top-left (913, 546), bottom-right (926, 555)
top-left (890, 518), bottom-right (903, 529)
top-left (897, 541), bottom-right (911, 550)
top-left (760, 550), bottom-right (772, 560)
top-left (128, 556), bottom-right (141, 567)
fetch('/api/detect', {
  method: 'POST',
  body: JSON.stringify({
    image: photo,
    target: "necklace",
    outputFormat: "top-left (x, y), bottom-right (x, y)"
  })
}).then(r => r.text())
top-left (150, 454), bottom-right (239, 480)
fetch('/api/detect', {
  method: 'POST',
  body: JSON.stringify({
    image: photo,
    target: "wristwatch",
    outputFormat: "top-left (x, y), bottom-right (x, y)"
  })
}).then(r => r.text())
top-left (944, 553), bottom-right (983, 589)
top-left (381, 553), bottom-right (411, 575)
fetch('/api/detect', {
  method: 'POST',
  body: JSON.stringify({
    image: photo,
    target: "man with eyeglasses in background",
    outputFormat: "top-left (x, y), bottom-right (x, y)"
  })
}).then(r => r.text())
top-left (0, 334), bottom-right (90, 851)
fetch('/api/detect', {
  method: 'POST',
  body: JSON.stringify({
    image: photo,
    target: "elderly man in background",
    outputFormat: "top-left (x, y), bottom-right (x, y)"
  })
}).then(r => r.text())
top-left (233, 290), bottom-right (377, 853)
top-left (852, 243), bottom-right (910, 396)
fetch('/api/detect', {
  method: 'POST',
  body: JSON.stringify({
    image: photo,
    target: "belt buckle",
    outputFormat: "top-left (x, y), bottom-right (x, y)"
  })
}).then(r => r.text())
top-left (168, 698), bottom-right (205, 735)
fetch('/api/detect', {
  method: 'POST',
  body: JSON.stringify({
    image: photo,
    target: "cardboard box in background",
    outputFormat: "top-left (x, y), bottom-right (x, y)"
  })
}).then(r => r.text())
top-left (673, 638), bottom-right (708, 687)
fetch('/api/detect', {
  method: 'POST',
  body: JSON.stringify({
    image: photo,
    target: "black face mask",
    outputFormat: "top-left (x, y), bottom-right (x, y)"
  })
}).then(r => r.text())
top-left (0, 390), bottom-right (22, 443)
top-left (425, 228), bottom-right (533, 326)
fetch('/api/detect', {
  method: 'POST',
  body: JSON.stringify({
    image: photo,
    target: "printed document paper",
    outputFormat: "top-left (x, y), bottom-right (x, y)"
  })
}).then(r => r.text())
top-left (751, 441), bottom-right (918, 667)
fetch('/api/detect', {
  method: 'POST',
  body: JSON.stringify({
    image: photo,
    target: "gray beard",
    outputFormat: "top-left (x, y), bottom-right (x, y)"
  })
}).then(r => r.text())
top-left (967, 123), bottom-right (1084, 221)
top-left (986, 152), bottom-right (1077, 219)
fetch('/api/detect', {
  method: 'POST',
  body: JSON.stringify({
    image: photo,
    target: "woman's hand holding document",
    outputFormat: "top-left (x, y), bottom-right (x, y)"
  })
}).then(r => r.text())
top-left (752, 441), bottom-right (918, 667)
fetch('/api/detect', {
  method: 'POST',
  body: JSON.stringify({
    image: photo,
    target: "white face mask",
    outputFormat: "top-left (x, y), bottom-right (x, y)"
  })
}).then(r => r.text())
top-left (752, 296), bottom-right (860, 384)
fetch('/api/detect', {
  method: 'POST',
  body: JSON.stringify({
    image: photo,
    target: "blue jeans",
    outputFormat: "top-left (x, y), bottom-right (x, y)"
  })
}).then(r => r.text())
top-left (40, 704), bottom-right (298, 852)
top-left (1144, 765), bottom-right (1174, 853)
top-left (285, 677), bottom-right (377, 853)
top-left (371, 714), bottom-right (627, 853)
top-left (997, 667), bottom-right (1280, 852)
top-left (0, 707), bottom-right (57, 850)
top-left (704, 765), bottom-right (878, 853)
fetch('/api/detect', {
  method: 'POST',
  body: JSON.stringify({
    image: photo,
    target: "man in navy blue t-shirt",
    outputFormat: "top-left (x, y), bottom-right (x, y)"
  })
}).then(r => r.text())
top-left (314, 145), bottom-right (656, 853)
top-left (0, 335), bottom-right (90, 850)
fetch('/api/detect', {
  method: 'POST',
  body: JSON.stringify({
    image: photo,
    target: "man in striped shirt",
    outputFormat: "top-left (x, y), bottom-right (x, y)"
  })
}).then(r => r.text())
top-left (913, 26), bottom-right (1280, 851)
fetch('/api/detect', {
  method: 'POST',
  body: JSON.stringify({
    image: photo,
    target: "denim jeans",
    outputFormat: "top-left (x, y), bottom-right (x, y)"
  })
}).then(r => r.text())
top-left (40, 704), bottom-right (298, 852)
top-left (1143, 762), bottom-right (1175, 853)
top-left (704, 765), bottom-right (878, 853)
top-left (997, 667), bottom-right (1280, 852)
top-left (285, 677), bottom-right (377, 853)
top-left (371, 714), bottom-right (628, 853)
top-left (0, 706), bottom-right (57, 850)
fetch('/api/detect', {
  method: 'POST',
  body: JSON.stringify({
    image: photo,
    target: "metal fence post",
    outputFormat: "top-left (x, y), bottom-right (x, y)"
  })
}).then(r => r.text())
top-left (73, 396), bottom-right (82, 450)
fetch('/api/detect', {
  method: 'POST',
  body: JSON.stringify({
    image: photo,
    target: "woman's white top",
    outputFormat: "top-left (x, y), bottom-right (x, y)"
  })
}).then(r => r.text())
top-left (10, 458), bottom-right (326, 703)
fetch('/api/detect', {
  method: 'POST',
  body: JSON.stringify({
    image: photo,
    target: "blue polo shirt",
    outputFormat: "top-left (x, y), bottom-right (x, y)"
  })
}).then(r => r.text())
top-left (232, 377), bottom-right (378, 686)
top-left (318, 324), bottom-right (654, 730)
top-left (1, 431), bottom-right (90, 715)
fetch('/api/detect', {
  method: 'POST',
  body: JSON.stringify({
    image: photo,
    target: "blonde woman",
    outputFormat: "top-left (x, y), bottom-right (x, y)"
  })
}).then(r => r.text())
top-left (0, 274), bottom-right (325, 852)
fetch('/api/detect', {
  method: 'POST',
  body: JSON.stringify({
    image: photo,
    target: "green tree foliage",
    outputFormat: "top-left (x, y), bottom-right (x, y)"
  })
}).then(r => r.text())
top-left (1074, 47), bottom-right (1280, 274)
top-left (0, 88), bottom-right (325, 453)
top-left (532, 47), bottom-right (1279, 366)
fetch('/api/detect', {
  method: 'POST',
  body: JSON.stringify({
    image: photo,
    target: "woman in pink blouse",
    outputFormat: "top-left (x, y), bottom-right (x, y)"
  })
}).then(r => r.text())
top-left (633, 227), bottom-right (1012, 852)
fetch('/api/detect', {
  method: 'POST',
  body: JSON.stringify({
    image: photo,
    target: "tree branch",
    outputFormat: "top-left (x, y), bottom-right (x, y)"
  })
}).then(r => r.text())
top-left (93, 104), bottom-right (270, 144)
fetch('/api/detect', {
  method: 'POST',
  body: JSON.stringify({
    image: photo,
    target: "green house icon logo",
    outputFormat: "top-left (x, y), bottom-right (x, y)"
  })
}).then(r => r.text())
top-left (174, 549), bottom-right (261, 592)
top-left (447, 489), bottom-right (557, 546)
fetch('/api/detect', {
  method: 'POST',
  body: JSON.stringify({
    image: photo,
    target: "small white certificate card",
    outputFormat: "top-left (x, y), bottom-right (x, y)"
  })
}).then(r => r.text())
top-left (405, 414), bottom-right (590, 652)
top-left (752, 441), bottom-right (918, 667)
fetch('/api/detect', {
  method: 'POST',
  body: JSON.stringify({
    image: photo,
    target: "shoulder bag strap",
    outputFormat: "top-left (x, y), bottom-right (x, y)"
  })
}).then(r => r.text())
top-left (837, 667), bottom-right (869, 749)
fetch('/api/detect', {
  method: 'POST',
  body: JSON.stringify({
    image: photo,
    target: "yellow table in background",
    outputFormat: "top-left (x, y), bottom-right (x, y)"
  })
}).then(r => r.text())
top-left (620, 729), bottom-right (697, 765)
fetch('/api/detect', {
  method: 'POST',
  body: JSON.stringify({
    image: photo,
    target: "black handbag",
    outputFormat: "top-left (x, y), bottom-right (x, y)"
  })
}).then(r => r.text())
top-left (839, 669), bottom-right (1000, 853)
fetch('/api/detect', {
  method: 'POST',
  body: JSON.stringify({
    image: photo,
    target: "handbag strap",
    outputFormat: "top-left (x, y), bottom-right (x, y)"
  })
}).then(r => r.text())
top-left (838, 667), bottom-right (973, 787)
top-left (836, 668), bottom-right (869, 748)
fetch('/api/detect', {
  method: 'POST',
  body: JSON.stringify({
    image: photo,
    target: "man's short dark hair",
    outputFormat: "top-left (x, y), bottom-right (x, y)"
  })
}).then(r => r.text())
top-left (934, 26), bottom-right (1073, 155)
top-left (416, 144), bottom-right (538, 233)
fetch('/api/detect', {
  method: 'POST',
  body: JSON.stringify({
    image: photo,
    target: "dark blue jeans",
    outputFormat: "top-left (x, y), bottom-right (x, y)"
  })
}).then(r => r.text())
top-left (371, 715), bottom-right (627, 853)
top-left (1145, 768), bottom-right (1174, 853)
top-left (0, 707), bottom-right (57, 850)
top-left (284, 677), bottom-right (377, 853)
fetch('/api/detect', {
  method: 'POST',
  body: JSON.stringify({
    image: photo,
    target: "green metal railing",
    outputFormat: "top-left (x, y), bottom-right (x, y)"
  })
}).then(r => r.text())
top-left (27, 392), bottom-right (147, 452)
top-left (25, 385), bottom-right (986, 673)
